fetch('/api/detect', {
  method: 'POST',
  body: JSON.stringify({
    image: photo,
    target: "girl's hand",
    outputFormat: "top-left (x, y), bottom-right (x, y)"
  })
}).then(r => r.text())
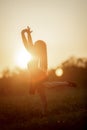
top-left (21, 26), bottom-right (32, 34)
top-left (27, 26), bottom-right (33, 34)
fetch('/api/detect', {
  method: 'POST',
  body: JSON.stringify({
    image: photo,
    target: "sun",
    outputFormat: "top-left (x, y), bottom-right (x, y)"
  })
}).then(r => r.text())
top-left (55, 68), bottom-right (63, 77)
top-left (15, 48), bottom-right (32, 69)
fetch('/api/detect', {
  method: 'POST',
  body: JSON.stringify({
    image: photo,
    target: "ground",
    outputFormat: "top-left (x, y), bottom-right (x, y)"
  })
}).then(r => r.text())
top-left (0, 85), bottom-right (87, 130)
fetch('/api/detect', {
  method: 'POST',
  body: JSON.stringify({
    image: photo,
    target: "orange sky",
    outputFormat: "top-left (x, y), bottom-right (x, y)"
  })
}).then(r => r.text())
top-left (0, 0), bottom-right (87, 71)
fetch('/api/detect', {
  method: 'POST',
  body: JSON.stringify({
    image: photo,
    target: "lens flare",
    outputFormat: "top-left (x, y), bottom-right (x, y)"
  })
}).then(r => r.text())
top-left (55, 68), bottom-right (63, 77)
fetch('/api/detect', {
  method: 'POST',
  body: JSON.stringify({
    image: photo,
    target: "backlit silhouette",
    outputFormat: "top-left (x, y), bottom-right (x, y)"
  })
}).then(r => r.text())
top-left (21, 26), bottom-right (76, 115)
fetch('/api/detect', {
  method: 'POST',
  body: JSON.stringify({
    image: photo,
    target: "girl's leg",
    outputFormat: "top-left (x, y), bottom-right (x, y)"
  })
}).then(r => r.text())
top-left (44, 81), bottom-right (77, 88)
top-left (37, 85), bottom-right (47, 115)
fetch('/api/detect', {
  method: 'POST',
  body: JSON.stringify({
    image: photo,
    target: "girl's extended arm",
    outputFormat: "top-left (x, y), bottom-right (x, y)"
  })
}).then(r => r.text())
top-left (21, 26), bottom-right (33, 53)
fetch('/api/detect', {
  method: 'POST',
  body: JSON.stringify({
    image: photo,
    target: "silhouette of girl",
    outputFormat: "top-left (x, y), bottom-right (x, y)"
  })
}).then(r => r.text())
top-left (21, 26), bottom-right (76, 115)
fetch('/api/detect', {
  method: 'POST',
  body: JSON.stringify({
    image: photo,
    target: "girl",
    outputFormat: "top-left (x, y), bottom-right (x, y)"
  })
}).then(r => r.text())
top-left (21, 26), bottom-right (76, 115)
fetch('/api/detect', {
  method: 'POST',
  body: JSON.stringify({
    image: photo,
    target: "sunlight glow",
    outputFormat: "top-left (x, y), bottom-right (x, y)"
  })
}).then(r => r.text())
top-left (55, 68), bottom-right (63, 77)
top-left (15, 48), bottom-right (32, 69)
top-left (0, 73), bottom-right (3, 79)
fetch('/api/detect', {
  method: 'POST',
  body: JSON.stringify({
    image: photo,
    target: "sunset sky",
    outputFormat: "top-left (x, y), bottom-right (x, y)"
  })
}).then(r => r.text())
top-left (0, 0), bottom-right (87, 71)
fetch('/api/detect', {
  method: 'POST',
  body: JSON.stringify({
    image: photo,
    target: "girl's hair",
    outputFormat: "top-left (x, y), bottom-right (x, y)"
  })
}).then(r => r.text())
top-left (34, 40), bottom-right (48, 72)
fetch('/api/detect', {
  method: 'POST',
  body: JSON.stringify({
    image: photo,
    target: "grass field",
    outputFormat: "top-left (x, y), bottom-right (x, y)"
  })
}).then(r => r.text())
top-left (0, 84), bottom-right (87, 130)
